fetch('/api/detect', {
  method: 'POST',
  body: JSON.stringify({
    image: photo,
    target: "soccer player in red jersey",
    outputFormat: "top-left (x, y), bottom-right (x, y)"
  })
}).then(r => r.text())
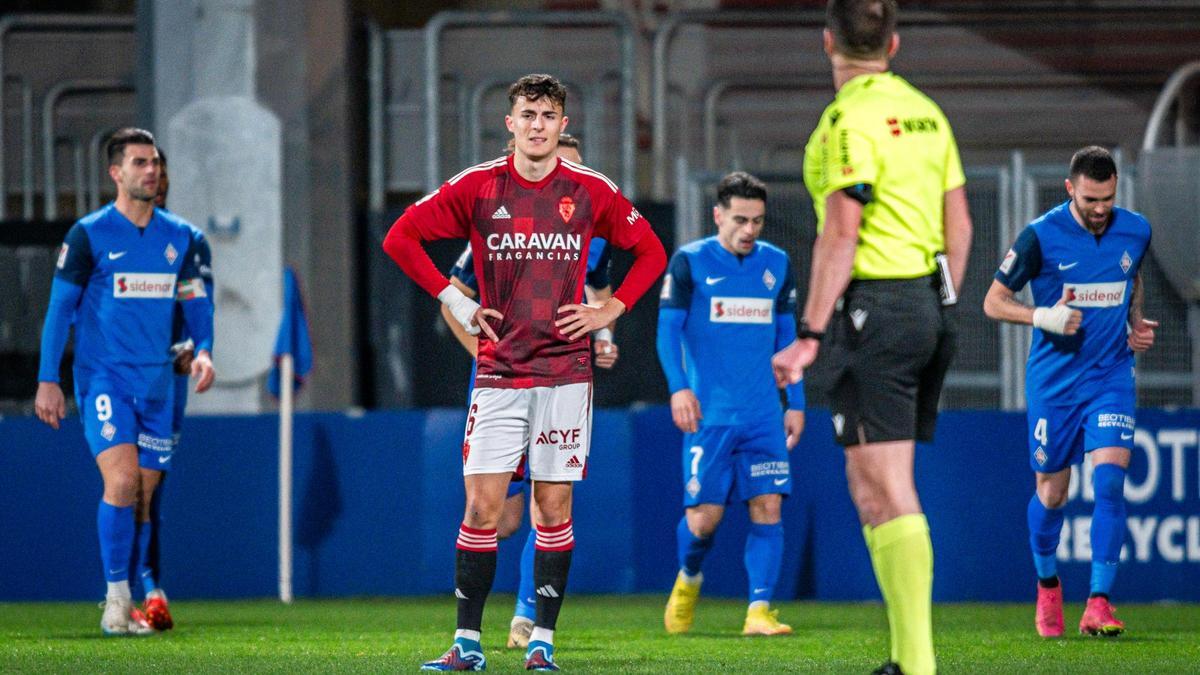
top-left (383, 74), bottom-right (666, 672)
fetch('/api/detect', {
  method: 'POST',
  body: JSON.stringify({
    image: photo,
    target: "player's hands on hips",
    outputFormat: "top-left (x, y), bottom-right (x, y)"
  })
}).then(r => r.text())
top-left (784, 410), bottom-right (806, 450)
top-left (556, 298), bottom-right (625, 341)
top-left (1032, 287), bottom-right (1082, 335)
top-left (34, 382), bottom-right (66, 430)
top-left (472, 307), bottom-right (504, 341)
top-left (1128, 318), bottom-right (1158, 352)
top-left (593, 338), bottom-right (619, 369)
top-left (772, 338), bottom-right (817, 387)
top-left (191, 350), bottom-right (216, 393)
top-left (670, 389), bottom-right (702, 434)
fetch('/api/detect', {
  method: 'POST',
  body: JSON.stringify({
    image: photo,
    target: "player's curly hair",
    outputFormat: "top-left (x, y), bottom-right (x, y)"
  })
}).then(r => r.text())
top-left (105, 127), bottom-right (157, 166)
top-left (717, 171), bottom-right (768, 208)
top-left (827, 0), bottom-right (897, 60)
top-left (508, 74), bottom-right (567, 111)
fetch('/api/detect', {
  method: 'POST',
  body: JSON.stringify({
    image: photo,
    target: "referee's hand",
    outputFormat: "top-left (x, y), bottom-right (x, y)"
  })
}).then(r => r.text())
top-left (772, 339), bottom-right (816, 387)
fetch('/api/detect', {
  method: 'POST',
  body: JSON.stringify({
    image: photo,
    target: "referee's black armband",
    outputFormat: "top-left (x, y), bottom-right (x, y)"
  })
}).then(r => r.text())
top-left (842, 183), bottom-right (873, 205)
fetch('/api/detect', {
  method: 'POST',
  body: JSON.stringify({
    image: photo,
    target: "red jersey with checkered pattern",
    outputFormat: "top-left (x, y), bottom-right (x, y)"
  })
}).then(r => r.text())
top-left (399, 154), bottom-right (653, 388)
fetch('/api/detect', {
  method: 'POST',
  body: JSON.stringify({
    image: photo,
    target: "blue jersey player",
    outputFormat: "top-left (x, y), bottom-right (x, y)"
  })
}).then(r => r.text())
top-left (436, 132), bottom-right (619, 651)
top-left (34, 129), bottom-right (215, 636)
top-left (984, 146), bottom-right (1156, 638)
top-left (128, 149), bottom-right (214, 632)
top-left (657, 172), bottom-right (805, 636)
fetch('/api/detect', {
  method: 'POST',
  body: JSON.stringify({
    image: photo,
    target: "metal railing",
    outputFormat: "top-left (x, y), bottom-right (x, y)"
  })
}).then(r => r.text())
top-left (422, 11), bottom-right (636, 197)
top-left (0, 14), bottom-right (135, 220)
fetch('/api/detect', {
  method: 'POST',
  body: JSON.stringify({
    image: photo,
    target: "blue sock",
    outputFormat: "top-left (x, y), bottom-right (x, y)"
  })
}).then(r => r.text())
top-left (97, 501), bottom-right (135, 583)
top-left (1027, 493), bottom-right (1064, 580)
top-left (514, 529), bottom-right (536, 620)
top-left (135, 521), bottom-right (157, 596)
top-left (744, 522), bottom-right (784, 604)
top-left (1090, 463), bottom-right (1127, 596)
top-left (676, 516), bottom-right (714, 577)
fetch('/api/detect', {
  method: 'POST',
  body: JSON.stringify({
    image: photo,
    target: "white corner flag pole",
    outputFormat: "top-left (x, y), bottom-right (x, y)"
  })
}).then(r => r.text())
top-left (279, 353), bottom-right (294, 604)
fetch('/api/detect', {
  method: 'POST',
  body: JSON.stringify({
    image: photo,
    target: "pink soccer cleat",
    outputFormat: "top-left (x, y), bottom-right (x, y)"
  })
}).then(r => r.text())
top-left (1079, 596), bottom-right (1125, 637)
top-left (1035, 583), bottom-right (1064, 637)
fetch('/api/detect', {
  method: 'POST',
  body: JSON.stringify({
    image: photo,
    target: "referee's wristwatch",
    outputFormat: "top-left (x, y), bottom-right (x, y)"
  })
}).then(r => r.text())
top-left (797, 319), bottom-right (825, 341)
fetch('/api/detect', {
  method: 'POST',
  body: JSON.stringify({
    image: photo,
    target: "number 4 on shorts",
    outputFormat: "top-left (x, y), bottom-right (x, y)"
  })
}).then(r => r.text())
top-left (1034, 418), bottom-right (1048, 446)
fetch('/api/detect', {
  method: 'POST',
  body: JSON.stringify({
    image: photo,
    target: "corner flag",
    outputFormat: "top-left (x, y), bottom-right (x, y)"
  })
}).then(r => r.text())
top-left (268, 267), bottom-right (313, 397)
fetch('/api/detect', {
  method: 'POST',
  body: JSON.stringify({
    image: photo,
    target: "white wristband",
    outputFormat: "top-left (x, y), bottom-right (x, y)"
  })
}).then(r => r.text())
top-left (437, 284), bottom-right (481, 336)
top-left (592, 328), bottom-right (614, 344)
top-left (1032, 305), bottom-right (1073, 335)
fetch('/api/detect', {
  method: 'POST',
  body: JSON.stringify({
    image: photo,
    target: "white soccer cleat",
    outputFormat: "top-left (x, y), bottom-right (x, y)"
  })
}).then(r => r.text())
top-left (100, 598), bottom-right (132, 636)
top-left (100, 597), bottom-right (156, 637)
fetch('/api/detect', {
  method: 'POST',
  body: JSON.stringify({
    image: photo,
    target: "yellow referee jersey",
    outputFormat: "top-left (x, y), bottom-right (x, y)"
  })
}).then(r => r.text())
top-left (803, 72), bottom-right (964, 280)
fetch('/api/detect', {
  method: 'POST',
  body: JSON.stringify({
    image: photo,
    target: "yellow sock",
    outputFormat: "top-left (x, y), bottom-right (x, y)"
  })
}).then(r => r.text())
top-left (862, 523), bottom-right (897, 651)
top-left (870, 513), bottom-right (935, 675)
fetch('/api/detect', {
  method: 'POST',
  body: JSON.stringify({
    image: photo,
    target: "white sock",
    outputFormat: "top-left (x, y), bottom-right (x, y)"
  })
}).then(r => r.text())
top-left (749, 600), bottom-right (770, 610)
top-left (106, 580), bottom-right (131, 601)
top-left (454, 629), bottom-right (481, 643)
top-left (529, 626), bottom-right (555, 645)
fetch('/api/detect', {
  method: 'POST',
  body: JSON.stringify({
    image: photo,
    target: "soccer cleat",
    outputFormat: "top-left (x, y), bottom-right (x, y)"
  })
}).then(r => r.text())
top-left (742, 604), bottom-right (793, 636)
top-left (524, 640), bottom-right (560, 671)
top-left (420, 640), bottom-right (486, 671)
top-left (128, 606), bottom-right (156, 636)
top-left (1079, 596), bottom-right (1125, 637)
top-left (663, 571), bottom-right (701, 634)
top-left (144, 588), bottom-right (174, 631)
top-left (1035, 582), bottom-right (1064, 637)
top-left (507, 616), bottom-right (534, 649)
top-left (100, 597), bottom-right (154, 637)
top-left (871, 662), bottom-right (903, 675)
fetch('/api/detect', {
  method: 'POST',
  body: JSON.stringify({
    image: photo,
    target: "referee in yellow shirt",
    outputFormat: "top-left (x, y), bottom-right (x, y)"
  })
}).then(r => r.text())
top-left (773, 2), bottom-right (973, 674)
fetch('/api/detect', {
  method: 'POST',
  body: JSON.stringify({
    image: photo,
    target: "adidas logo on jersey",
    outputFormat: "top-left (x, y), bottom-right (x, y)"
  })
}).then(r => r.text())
top-left (565, 455), bottom-right (583, 469)
top-left (492, 205), bottom-right (511, 219)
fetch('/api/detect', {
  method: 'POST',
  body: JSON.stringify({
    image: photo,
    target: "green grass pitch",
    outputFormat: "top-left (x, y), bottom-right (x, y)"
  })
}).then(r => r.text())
top-left (2, 596), bottom-right (1197, 672)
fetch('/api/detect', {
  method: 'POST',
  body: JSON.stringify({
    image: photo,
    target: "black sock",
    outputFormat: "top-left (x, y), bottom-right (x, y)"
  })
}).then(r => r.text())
top-left (534, 548), bottom-right (572, 630)
top-left (455, 548), bottom-right (496, 632)
top-left (1039, 576), bottom-right (1060, 589)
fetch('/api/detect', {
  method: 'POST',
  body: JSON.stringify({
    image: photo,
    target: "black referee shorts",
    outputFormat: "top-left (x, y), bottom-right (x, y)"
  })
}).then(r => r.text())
top-left (824, 275), bottom-right (956, 447)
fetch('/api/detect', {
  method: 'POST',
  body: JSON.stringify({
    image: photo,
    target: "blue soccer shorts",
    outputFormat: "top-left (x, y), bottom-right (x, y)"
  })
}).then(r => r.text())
top-left (1026, 385), bottom-right (1135, 474)
top-left (681, 421), bottom-right (791, 507)
top-left (78, 384), bottom-right (175, 470)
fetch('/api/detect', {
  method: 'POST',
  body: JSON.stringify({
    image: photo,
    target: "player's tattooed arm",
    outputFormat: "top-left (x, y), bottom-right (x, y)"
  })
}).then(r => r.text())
top-left (1127, 273), bottom-right (1158, 352)
top-left (983, 280), bottom-right (1081, 335)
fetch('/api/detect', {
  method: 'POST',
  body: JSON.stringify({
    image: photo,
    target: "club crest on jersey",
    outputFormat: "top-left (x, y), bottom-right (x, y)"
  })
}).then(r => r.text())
top-left (1120, 250), bottom-right (1132, 274)
top-left (57, 243), bottom-right (69, 269)
top-left (164, 243), bottom-right (178, 264)
top-left (101, 421), bottom-right (116, 441)
top-left (686, 476), bottom-right (701, 498)
top-left (762, 268), bottom-right (776, 291)
top-left (558, 196), bottom-right (575, 222)
top-left (1034, 446), bottom-right (1047, 466)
